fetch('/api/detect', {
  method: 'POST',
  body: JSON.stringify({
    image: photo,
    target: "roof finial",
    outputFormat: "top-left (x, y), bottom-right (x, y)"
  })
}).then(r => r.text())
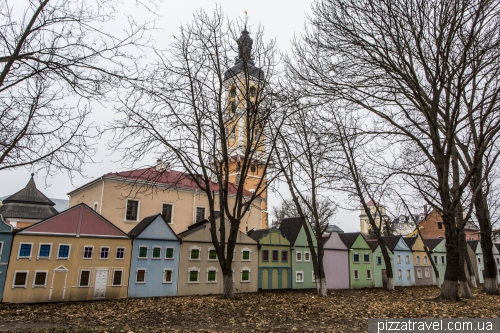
top-left (31, 173), bottom-right (34, 178)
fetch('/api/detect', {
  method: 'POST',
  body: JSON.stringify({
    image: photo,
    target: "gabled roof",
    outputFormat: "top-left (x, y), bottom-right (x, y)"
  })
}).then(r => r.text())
top-left (366, 239), bottom-right (379, 251)
top-left (467, 240), bottom-right (479, 252)
top-left (326, 225), bottom-right (344, 233)
top-left (279, 217), bottom-right (306, 246)
top-left (128, 214), bottom-right (179, 240)
top-left (423, 238), bottom-right (444, 251)
top-left (338, 232), bottom-right (362, 249)
top-left (177, 219), bottom-right (209, 239)
top-left (69, 167), bottom-right (257, 198)
top-left (464, 220), bottom-right (480, 231)
top-left (495, 243), bottom-right (500, 253)
top-left (247, 229), bottom-right (269, 242)
top-left (18, 203), bottom-right (128, 238)
top-left (403, 237), bottom-right (417, 249)
top-left (0, 175), bottom-right (58, 220)
top-left (381, 236), bottom-right (403, 251)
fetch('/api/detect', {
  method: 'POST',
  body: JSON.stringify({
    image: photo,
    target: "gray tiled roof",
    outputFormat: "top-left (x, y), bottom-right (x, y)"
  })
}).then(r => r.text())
top-left (467, 240), bottom-right (479, 252)
top-left (247, 229), bottom-right (268, 242)
top-left (338, 232), bottom-right (361, 249)
top-left (366, 239), bottom-right (379, 251)
top-left (423, 238), bottom-right (444, 251)
top-left (177, 219), bottom-right (209, 239)
top-left (279, 217), bottom-right (305, 246)
top-left (128, 214), bottom-right (179, 240)
top-left (403, 237), bottom-right (417, 249)
top-left (381, 236), bottom-right (403, 251)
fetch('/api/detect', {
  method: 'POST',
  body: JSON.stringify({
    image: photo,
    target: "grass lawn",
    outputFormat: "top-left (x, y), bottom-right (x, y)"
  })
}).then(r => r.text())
top-left (0, 286), bottom-right (498, 332)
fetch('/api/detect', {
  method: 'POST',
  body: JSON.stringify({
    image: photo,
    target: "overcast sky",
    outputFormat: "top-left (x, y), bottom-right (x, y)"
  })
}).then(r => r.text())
top-left (0, 0), bottom-right (360, 232)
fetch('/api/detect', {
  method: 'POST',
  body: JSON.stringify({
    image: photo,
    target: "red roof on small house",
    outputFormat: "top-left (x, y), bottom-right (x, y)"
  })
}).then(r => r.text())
top-left (105, 167), bottom-right (258, 198)
top-left (19, 204), bottom-right (128, 238)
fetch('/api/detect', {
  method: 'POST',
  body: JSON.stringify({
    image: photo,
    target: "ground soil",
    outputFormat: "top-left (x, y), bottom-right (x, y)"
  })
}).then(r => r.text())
top-left (0, 286), bottom-right (498, 332)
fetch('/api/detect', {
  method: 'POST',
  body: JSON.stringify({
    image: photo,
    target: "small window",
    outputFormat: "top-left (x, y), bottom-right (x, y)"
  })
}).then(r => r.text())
top-left (397, 269), bottom-right (402, 279)
top-left (366, 269), bottom-right (372, 279)
top-left (416, 256), bottom-right (420, 264)
top-left (424, 268), bottom-right (430, 278)
top-left (58, 245), bottom-right (70, 259)
top-left (272, 250), bottom-right (279, 261)
top-left (126, 199), bottom-right (139, 221)
top-left (79, 270), bottom-right (91, 287)
top-left (478, 257), bottom-right (481, 264)
top-left (396, 255), bottom-right (401, 264)
top-left (305, 252), bottom-right (311, 262)
top-left (112, 270), bottom-right (123, 286)
top-left (441, 256), bottom-right (445, 264)
top-left (33, 271), bottom-right (47, 287)
top-left (190, 248), bottom-right (200, 260)
top-left (353, 253), bottom-right (359, 263)
top-left (189, 269), bottom-right (199, 283)
top-left (242, 250), bottom-right (250, 261)
top-left (93, 202), bottom-right (98, 211)
top-left (165, 247), bottom-right (174, 259)
top-left (0, 242), bottom-right (3, 256)
top-left (405, 255), bottom-right (410, 264)
top-left (83, 246), bottom-right (93, 259)
top-left (162, 203), bottom-right (173, 223)
top-left (262, 250), bottom-right (269, 261)
top-left (417, 268), bottom-right (422, 279)
top-left (208, 249), bottom-right (217, 260)
top-left (296, 271), bottom-right (304, 282)
top-left (136, 269), bottom-right (146, 283)
top-left (353, 270), bottom-right (359, 279)
top-left (437, 221), bottom-right (443, 229)
top-left (163, 269), bottom-right (173, 283)
top-left (282, 251), bottom-right (288, 262)
top-left (363, 253), bottom-right (370, 263)
top-left (38, 244), bottom-right (51, 258)
top-left (18, 243), bottom-right (32, 258)
top-left (424, 256), bottom-right (428, 264)
top-left (100, 247), bottom-right (110, 259)
top-left (116, 247), bottom-right (125, 259)
top-left (497, 258), bottom-right (499, 265)
top-left (13, 272), bottom-right (28, 288)
top-left (241, 269), bottom-right (250, 282)
top-left (296, 252), bottom-right (302, 262)
top-left (433, 256), bottom-right (438, 264)
top-left (406, 270), bottom-right (411, 279)
top-left (138, 246), bottom-right (148, 258)
top-left (377, 256), bottom-right (382, 265)
top-left (207, 269), bottom-right (217, 283)
top-left (196, 207), bottom-right (205, 223)
top-left (152, 247), bottom-right (162, 259)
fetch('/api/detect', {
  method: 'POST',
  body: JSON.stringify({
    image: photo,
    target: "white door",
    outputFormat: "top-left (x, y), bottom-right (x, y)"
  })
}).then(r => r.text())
top-left (94, 269), bottom-right (108, 299)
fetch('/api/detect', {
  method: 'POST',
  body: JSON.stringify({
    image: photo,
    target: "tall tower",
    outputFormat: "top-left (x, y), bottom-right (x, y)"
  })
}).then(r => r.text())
top-left (223, 29), bottom-right (268, 229)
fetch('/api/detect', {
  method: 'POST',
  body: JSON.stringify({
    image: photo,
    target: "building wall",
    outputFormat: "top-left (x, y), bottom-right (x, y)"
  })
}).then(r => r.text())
top-left (323, 232), bottom-right (349, 290)
top-left (392, 249), bottom-right (415, 287)
top-left (3, 235), bottom-right (131, 303)
top-left (359, 204), bottom-right (387, 235)
top-left (473, 246), bottom-right (484, 284)
top-left (257, 229), bottom-right (291, 290)
top-left (0, 219), bottom-right (13, 301)
top-left (418, 211), bottom-right (479, 240)
top-left (493, 245), bottom-right (500, 284)
top-left (290, 224), bottom-right (317, 290)
top-left (69, 179), bottom-right (263, 234)
top-left (429, 242), bottom-right (447, 285)
top-left (349, 236), bottom-right (375, 289)
top-left (411, 236), bottom-right (433, 286)
top-left (128, 239), bottom-right (180, 298)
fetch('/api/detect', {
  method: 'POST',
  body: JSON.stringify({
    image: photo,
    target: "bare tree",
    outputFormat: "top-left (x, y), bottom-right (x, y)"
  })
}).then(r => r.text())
top-left (270, 197), bottom-right (337, 231)
top-left (110, 8), bottom-right (285, 299)
top-left (289, 0), bottom-right (500, 300)
top-left (0, 0), bottom-right (152, 177)
top-left (274, 104), bottom-right (337, 296)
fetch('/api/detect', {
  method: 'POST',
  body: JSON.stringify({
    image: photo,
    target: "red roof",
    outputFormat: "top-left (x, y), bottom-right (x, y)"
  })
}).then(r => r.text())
top-left (105, 168), bottom-right (258, 198)
top-left (19, 204), bottom-right (128, 238)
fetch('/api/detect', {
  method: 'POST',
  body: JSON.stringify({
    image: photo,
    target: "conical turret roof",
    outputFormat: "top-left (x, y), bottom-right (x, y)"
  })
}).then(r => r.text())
top-left (0, 174), bottom-right (58, 220)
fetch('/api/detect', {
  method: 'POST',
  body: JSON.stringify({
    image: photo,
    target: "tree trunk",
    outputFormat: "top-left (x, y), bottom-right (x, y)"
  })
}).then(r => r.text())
top-left (387, 277), bottom-right (394, 292)
top-left (436, 276), bottom-right (441, 289)
top-left (222, 271), bottom-right (234, 299)
top-left (472, 166), bottom-right (499, 294)
top-left (318, 277), bottom-right (327, 297)
top-left (441, 280), bottom-right (459, 301)
top-left (461, 281), bottom-right (473, 298)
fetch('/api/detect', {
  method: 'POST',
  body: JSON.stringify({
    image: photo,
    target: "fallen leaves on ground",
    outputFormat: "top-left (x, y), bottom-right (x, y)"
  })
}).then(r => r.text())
top-left (0, 286), bottom-right (498, 332)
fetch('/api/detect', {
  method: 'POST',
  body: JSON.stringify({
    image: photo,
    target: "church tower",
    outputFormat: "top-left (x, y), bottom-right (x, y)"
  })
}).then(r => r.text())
top-left (223, 29), bottom-right (268, 229)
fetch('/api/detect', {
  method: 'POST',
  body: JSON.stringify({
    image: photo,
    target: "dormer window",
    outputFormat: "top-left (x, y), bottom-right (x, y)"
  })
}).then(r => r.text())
top-left (249, 86), bottom-right (257, 97)
top-left (399, 216), bottom-right (405, 223)
top-left (230, 87), bottom-right (237, 98)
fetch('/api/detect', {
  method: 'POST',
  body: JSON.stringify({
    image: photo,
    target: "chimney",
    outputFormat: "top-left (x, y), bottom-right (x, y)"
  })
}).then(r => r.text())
top-left (156, 159), bottom-right (163, 172)
top-left (164, 161), bottom-right (171, 172)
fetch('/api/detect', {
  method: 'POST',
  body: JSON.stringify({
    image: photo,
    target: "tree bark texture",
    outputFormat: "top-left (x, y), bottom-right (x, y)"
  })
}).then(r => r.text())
top-left (223, 271), bottom-right (235, 300)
